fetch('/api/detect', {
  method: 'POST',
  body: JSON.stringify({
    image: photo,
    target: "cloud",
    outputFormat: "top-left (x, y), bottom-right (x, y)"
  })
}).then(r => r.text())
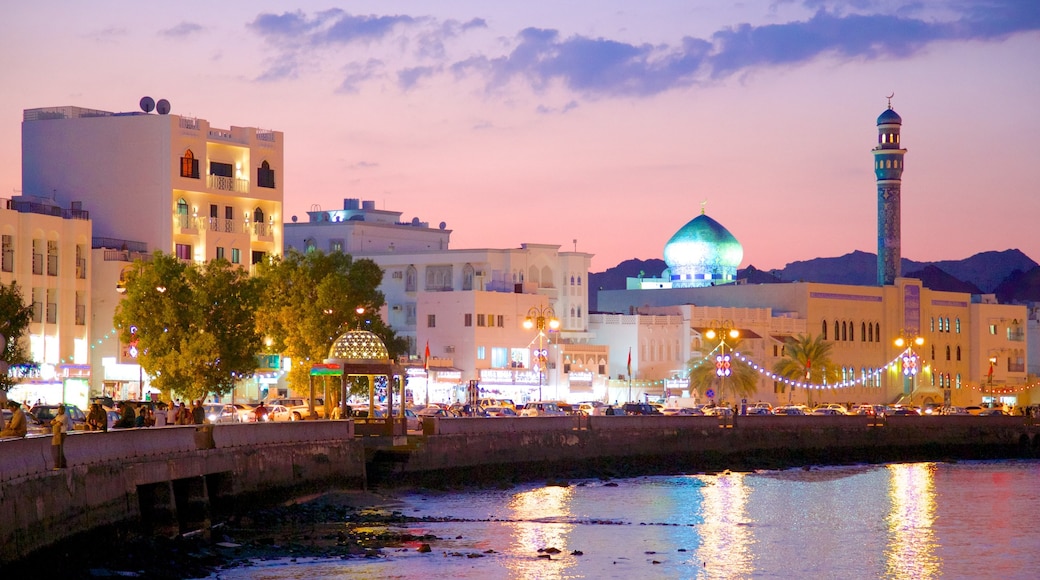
top-left (536, 100), bottom-right (580, 115)
top-left (462, 1), bottom-right (1040, 97)
top-left (350, 161), bottom-right (379, 169)
top-left (336, 59), bottom-right (385, 94)
top-left (159, 22), bottom-right (204, 38)
top-left (398, 66), bottom-right (439, 90)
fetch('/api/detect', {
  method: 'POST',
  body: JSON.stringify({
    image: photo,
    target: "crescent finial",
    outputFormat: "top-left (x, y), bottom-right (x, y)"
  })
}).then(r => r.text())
top-left (886, 93), bottom-right (895, 108)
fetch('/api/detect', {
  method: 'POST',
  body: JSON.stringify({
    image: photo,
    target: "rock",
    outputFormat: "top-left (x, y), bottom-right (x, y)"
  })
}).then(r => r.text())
top-left (418, 543), bottom-right (432, 553)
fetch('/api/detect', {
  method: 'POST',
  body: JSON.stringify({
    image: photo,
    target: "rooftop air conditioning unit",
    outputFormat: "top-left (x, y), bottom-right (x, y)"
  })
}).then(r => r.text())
top-left (444, 345), bottom-right (455, 353)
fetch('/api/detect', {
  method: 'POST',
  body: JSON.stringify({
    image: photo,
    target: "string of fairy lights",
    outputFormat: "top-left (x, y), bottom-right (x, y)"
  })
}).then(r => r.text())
top-left (621, 341), bottom-right (1039, 394)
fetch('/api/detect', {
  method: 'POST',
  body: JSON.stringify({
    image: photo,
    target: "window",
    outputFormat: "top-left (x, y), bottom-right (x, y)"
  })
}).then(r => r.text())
top-left (868, 322), bottom-right (873, 342)
top-left (177, 198), bottom-right (189, 215)
top-left (841, 321), bottom-right (847, 341)
top-left (405, 266), bottom-right (417, 292)
top-left (46, 289), bottom-right (57, 324)
top-left (955, 318), bottom-right (961, 333)
top-left (956, 346), bottom-right (961, 361)
top-left (1, 235), bottom-right (12, 272)
top-left (497, 315), bottom-right (504, 327)
top-left (180, 149), bottom-right (200, 178)
top-left (251, 251), bottom-right (265, 265)
top-left (330, 239), bottom-right (344, 253)
top-left (464, 313), bottom-right (472, 327)
top-left (176, 244), bottom-right (192, 261)
top-left (930, 317), bottom-right (935, 332)
top-left (848, 322), bottom-right (854, 342)
top-left (427, 314), bottom-right (436, 328)
top-left (31, 288), bottom-right (42, 323)
top-left (834, 321), bottom-right (839, 341)
top-left (463, 264), bottom-right (475, 291)
top-left (46, 241), bottom-right (59, 276)
top-left (945, 345), bottom-right (951, 361)
top-left (253, 207), bottom-right (264, 224)
top-left (989, 324), bottom-right (997, 335)
top-left (75, 291), bottom-right (86, 326)
top-left (231, 248), bottom-right (241, 264)
top-left (491, 347), bottom-right (508, 368)
top-left (821, 320), bottom-right (827, 340)
top-left (477, 346), bottom-right (485, 360)
top-left (216, 247), bottom-right (225, 260)
top-left (304, 239), bottom-right (316, 253)
top-left (257, 160), bottom-right (276, 188)
top-left (875, 323), bottom-right (880, 342)
top-left (225, 206), bottom-right (234, 220)
top-left (477, 314), bottom-right (486, 327)
top-left (210, 161), bottom-right (233, 177)
top-left (945, 317), bottom-right (951, 332)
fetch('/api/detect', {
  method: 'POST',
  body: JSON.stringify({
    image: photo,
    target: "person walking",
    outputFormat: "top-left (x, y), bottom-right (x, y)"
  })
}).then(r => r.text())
top-left (50, 404), bottom-right (71, 469)
top-left (1, 401), bottom-right (27, 438)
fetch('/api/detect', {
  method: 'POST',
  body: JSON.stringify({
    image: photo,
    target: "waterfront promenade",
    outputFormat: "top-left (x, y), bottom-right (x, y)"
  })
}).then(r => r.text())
top-left (1, 415), bottom-right (1037, 563)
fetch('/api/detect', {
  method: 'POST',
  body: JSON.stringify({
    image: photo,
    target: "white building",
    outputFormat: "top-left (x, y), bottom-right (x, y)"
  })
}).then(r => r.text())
top-left (21, 102), bottom-right (285, 399)
top-left (285, 200), bottom-right (598, 404)
top-left (0, 195), bottom-right (92, 409)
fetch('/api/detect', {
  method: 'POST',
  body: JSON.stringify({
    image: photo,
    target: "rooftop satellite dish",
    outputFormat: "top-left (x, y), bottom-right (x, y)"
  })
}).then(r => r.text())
top-left (291, 215), bottom-right (298, 223)
top-left (439, 221), bottom-right (447, 230)
top-left (411, 217), bottom-right (420, 226)
top-left (140, 96), bottom-right (155, 113)
top-left (156, 99), bottom-right (171, 115)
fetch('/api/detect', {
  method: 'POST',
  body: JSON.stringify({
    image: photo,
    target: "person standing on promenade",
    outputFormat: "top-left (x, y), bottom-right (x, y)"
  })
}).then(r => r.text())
top-left (50, 404), bottom-right (71, 469)
top-left (192, 400), bottom-right (205, 425)
top-left (1, 401), bottom-right (27, 438)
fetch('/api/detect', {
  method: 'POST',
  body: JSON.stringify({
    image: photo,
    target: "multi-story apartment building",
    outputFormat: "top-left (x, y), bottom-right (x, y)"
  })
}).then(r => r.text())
top-left (0, 195), bottom-right (92, 409)
top-left (285, 200), bottom-right (595, 404)
top-left (21, 102), bottom-right (285, 399)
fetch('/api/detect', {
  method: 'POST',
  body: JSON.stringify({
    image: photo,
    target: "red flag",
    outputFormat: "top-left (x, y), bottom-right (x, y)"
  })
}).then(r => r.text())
top-left (424, 341), bottom-right (430, 371)
top-left (626, 347), bottom-right (632, 378)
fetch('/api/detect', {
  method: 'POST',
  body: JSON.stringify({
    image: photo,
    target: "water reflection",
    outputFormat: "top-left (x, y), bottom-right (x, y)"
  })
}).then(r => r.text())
top-left (885, 463), bottom-right (939, 579)
top-left (505, 485), bottom-right (576, 579)
top-left (694, 472), bottom-right (753, 578)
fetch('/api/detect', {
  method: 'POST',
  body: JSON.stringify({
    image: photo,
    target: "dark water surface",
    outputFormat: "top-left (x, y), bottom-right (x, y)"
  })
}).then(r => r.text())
top-left (209, 460), bottom-right (1039, 579)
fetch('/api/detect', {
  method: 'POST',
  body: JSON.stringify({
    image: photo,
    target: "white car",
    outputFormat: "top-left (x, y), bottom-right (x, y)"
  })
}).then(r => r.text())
top-left (265, 404), bottom-right (293, 422)
top-left (519, 401), bottom-right (566, 417)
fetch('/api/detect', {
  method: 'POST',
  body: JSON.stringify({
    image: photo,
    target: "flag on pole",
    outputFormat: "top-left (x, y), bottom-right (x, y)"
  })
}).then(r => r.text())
top-left (626, 347), bottom-right (632, 378)
top-left (424, 341), bottom-right (430, 371)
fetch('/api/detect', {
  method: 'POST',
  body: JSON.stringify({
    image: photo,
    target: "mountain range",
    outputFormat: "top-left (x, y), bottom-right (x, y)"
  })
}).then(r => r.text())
top-left (589, 249), bottom-right (1040, 312)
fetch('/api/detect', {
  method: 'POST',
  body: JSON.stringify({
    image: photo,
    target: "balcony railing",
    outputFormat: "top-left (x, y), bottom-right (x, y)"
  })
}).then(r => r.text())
top-left (31, 302), bottom-right (42, 323)
top-left (176, 214), bottom-right (197, 230)
top-left (46, 302), bottom-right (57, 324)
top-left (1009, 362), bottom-right (1025, 373)
top-left (75, 304), bottom-right (86, 326)
top-left (32, 253), bottom-right (43, 275)
top-left (207, 174), bottom-right (249, 193)
top-left (47, 255), bottom-right (58, 276)
top-left (1, 249), bottom-right (12, 272)
top-left (252, 222), bottom-right (274, 238)
top-left (1008, 330), bottom-right (1025, 342)
top-left (76, 258), bottom-right (87, 279)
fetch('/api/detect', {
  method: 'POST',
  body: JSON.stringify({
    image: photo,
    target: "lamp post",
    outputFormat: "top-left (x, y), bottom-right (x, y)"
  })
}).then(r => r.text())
top-left (894, 334), bottom-right (924, 403)
top-left (705, 320), bottom-right (739, 406)
top-left (523, 305), bottom-right (560, 401)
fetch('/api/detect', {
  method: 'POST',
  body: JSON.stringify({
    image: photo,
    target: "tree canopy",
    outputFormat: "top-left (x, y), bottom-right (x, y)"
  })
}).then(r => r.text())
top-left (686, 338), bottom-right (759, 404)
top-left (771, 333), bottom-right (840, 405)
top-left (0, 282), bottom-right (34, 392)
top-left (112, 253), bottom-right (262, 401)
top-left (254, 249), bottom-right (406, 394)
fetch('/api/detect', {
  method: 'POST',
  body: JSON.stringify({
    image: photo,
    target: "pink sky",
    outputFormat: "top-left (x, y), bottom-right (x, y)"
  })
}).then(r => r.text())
top-left (2, 1), bottom-right (1038, 272)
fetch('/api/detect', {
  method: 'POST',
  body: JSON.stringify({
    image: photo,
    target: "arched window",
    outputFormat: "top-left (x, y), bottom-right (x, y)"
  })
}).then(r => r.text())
top-left (955, 318), bottom-right (961, 333)
top-left (462, 264), bottom-right (474, 291)
top-left (875, 323), bottom-right (880, 342)
top-left (253, 207), bottom-right (264, 223)
top-left (176, 198), bottom-right (189, 215)
top-left (258, 160), bottom-right (276, 188)
top-left (821, 320), bottom-right (828, 340)
top-left (180, 149), bottom-right (199, 178)
top-left (577, 276), bottom-right (582, 286)
top-left (405, 265), bottom-right (417, 292)
top-left (841, 321), bottom-right (847, 341)
top-left (931, 345), bottom-right (935, 360)
top-left (945, 318), bottom-right (951, 332)
top-left (861, 322), bottom-right (866, 341)
top-left (849, 322), bottom-right (854, 342)
top-left (930, 317), bottom-right (935, 332)
top-left (945, 345), bottom-right (951, 361)
top-left (304, 238), bottom-right (316, 253)
top-left (834, 321), bottom-right (839, 341)
top-left (868, 323), bottom-right (873, 342)
top-left (956, 346), bottom-right (961, 361)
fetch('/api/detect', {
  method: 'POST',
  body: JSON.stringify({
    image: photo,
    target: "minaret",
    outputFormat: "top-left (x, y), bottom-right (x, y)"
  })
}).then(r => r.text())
top-left (873, 97), bottom-right (907, 286)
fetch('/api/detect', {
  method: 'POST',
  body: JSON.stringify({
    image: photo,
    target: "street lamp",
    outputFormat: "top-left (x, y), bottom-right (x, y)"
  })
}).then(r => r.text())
top-left (894, 334), bottom-right (924, 403)
top-left (523, 305), bottom-right (560, 401)
top-left (705, 320), bottom-right (739, 406)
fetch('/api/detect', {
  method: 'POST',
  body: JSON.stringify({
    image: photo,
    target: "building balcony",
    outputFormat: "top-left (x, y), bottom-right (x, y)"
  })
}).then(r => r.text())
top-left (207, 174), bottom-right (249, 193)
top-left (176, 214), bottom-right (199, 234)
top-left (251, 222), bottom-right (274, 242)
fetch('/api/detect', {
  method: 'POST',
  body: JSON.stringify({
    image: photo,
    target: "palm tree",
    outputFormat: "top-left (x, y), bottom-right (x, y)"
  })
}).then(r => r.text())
top-left (772, 333), bottom-right (840, 406)
top-left (687, 338), bottom-right (759, 405)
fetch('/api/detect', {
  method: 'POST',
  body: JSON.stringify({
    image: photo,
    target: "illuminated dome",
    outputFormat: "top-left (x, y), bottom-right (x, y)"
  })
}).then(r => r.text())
top-left (663, 212), bottom-right (743, 288)
top-left (328, 329), bottom-right (390, 362)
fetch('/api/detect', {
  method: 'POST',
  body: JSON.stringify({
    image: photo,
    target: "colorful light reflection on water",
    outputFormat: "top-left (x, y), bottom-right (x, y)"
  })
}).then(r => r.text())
top-left (209, 460), bottom-right (1040, 580)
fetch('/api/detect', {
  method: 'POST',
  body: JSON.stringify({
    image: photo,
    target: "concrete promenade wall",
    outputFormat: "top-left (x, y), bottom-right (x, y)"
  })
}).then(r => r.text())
top-left (390, 415), bottom-right (1040, 483)
top-left (0, 422), bottom-right (364, 563)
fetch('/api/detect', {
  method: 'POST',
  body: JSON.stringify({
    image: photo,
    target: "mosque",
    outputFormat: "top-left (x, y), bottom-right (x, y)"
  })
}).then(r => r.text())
top-left (590, 103), bottom-right (1030, 409)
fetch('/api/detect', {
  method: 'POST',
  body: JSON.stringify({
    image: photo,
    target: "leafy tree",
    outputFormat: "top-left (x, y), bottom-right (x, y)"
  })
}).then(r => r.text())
top-left (0, 282), bottom-right (34, 392)
top-left (254, 250), bottom-right (398, 395)
top-left (112, 253), bottom-right (262, 402)
top-left (255, 249), bottom-right (405, 396)
top-left (772, 333), bottom-right (840, 406)
top-left (686, 337), bottom-right (759, 404)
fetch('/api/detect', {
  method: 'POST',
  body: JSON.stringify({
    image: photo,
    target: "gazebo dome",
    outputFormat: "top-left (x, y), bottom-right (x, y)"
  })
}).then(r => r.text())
top-left (327, 329), bottom-right (390, 362)
top-left (663, 212), bottom-right (743, 288)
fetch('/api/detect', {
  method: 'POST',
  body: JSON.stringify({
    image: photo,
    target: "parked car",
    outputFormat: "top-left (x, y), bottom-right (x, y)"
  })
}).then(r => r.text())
top-left (773, 406), bottom-right (806, 416)
top-left (662, 407), bottom-right (700, 416)
top-left (621, 403), bottom-right (660, 416)
top-left (520, 401), bottom-right (566, 417)
top-left (576, 401), bottom-right (606, 416)
top-left (977, 408), bottom-right (1008, 416)
top-left (810, 407), bottom-right (845, 416)
top-left (30, 404), bottom-right (87, 430)
top-left (478, 398), bottom-right (516, 411)
top-left (886, 406), bottom-right (920, 416)
top-left (268, 398), bottom-right (325, 420)
top-left (2, 408), bottom-right (49, 436)
top-left (483, 406), bottom-right (518, 417)
top-left (849, 405), bottom-right (876, 416)
top-left (203, 403), bottom-right (226, 424)
top-left (745, 406), bottom-right (772, 415)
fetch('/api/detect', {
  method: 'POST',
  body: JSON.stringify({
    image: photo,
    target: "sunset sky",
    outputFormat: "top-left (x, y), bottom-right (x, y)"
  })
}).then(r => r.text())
top-left (2, 1), bottom-right (1037, 272)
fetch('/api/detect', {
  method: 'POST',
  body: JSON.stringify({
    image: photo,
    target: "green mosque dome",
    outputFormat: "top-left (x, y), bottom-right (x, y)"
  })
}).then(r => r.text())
top-left (663, 212), bottom-right (743, 288)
